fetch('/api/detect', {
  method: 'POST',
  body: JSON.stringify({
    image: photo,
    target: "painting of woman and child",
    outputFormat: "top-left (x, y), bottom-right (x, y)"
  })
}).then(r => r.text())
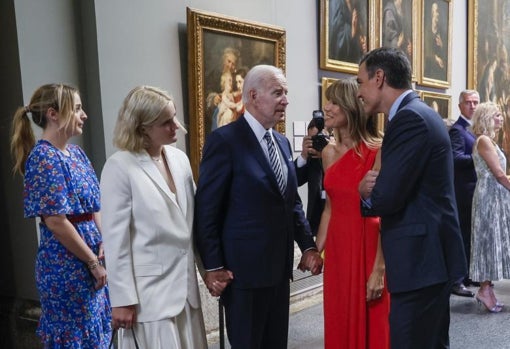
top-left (203, 31), bottom-right (275, 134)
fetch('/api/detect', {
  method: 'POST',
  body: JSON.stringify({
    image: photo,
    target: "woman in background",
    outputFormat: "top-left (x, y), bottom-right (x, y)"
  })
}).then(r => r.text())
top-left (470, 101), bottom-right (510, 313)
top-left (100, 85), bottom-right (207, 348)
top-left (315, 78), bottom-right (389, 349)
top-left (10, 83), bottom-right (111, 348)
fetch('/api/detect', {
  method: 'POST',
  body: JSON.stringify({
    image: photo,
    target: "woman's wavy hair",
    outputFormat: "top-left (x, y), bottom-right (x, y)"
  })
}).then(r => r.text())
top-left (470, 102), bottom-right (500, 140)
top-left (325, 78), bottom-right (382, 156)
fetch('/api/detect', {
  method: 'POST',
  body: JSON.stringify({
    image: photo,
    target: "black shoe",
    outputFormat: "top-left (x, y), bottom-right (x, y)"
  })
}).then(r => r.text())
top-left (465, 279), bottom-right (493, 287)
top-left (451, 283), bottom-right (475, 297)
top-left (465, 279), bottom-right (481, 287)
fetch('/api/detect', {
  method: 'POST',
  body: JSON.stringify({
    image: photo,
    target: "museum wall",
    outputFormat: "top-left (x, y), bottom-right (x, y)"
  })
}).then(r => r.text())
top-left (2, 0), bottom-right (467, 301)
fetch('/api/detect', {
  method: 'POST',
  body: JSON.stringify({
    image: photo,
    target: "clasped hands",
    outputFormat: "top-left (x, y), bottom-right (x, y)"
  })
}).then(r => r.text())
top-left (297, 249), bottom-right (323, 275)
top-left (204, 269), bottom-right (234, 297)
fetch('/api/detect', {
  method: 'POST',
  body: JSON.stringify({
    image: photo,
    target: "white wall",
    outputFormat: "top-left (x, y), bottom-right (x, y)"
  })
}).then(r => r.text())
top-left (93, 0), bottom-right (321, 159)
top-left (449, 0), bottom-right (468, 119)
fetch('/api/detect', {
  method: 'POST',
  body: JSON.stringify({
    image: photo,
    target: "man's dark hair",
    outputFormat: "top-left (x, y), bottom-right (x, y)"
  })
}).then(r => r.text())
top-left (359, 47), bottom-right (413, 90)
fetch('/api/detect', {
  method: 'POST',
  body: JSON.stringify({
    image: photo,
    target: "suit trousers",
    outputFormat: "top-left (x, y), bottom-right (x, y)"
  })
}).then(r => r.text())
top-left (221, 278), bottom-right (290, 349)
top-left (389, 282), bottom-right (451, 349)
top-left (457, 202), bottom-right (473, 273)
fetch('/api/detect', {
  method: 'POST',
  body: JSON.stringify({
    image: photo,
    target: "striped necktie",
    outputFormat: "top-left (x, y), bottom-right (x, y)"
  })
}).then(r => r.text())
top-left (264, 131), bottom-right (286, 194)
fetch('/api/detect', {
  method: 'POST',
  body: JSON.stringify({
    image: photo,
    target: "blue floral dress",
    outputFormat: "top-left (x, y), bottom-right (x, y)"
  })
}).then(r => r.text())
top-left (24, 140), bottom-right (112, 348)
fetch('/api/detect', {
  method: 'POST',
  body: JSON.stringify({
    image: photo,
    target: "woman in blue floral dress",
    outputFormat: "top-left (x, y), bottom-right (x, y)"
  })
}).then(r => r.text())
top-left (10, 84), bottom-right (112, 348)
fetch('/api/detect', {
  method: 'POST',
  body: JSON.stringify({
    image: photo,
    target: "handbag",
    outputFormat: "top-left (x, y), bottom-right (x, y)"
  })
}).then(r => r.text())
top-left (108, 327), bottom-right (140, 349)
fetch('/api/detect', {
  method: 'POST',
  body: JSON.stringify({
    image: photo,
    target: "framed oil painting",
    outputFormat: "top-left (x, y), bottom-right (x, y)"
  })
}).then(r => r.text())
top-left (377, 0), bottom-right (418, 81)
top-left (319, 0), bottom-right (376, 73)
top-left (421, 91), bottom-right (451, 120)
top-left (468, 0), bottom-right (510, 158)
top-left (187, 7), bottom-right (286, 178)
top-left (420, 0), bottom-right (452, 88)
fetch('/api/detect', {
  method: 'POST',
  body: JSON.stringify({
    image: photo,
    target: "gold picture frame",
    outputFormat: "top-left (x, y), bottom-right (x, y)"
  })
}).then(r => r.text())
top-left (321, 77), bottom-right (338, 108)
top-left (376, 0), bottom-right (419, 81)
top-left (467, 0), bottom-right (510, 104)
top-left (468, 0), bottom-right (510, 159)
top-left (187, 7), bottom-right (286, 178)
top-left (420, 0), bottom-right (452, 88)
top-left (319, 0), bottom-right (376, 73)
top-left (421, 90), bottom-right (451, 120)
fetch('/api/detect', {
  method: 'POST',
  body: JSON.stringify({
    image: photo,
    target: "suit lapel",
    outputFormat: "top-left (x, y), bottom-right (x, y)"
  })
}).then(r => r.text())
top-left (238, 117), bottom-right (287, 196)
top-left (162, 147), bottom-right (188, 216)
top-left (135, 152), bottom-right (180, 210)
top-left (458, 117), bottom-right (476, 141)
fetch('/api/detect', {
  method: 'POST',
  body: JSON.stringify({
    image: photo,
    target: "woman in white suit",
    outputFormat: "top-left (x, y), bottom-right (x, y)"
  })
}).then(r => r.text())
top-left (100, 86), bottom-right (207, 348)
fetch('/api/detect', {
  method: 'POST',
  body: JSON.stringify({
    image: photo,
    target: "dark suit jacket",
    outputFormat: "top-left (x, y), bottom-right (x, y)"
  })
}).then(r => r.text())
top-left (448, 117), bottom-right (477, 204)
top-left (195, 116), bottom-right (316, 289)
top-left (295, 157), bottom-right (325, 235)
top-left (364, 92), bottom-right (467, 293)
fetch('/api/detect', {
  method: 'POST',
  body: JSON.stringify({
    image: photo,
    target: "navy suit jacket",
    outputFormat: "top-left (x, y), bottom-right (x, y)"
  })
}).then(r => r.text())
top-left (195, 116), bottom-right (316, 289)
top-left (364, 92), bottom-right (467, 293)
top-left (448, 117), bottom-right (477, 205)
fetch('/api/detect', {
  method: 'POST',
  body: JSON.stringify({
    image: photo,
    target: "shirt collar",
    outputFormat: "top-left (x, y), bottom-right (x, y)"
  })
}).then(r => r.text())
top-left (388, 89), bottom-right (414, 121)
top-left (459, 114), bottom-right (473, 126)
top-left (244, 110), bottom-right (272, 142)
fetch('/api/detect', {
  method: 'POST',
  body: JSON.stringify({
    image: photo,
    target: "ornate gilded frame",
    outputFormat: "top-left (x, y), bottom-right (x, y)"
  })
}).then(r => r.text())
top-left (319, 0), bottom-right (377, 73)
top-left (421, 90), bottom-right (451, 120)
top-left (467, 0), bottom-right (510, 102)
top-left (187, 8), bottom-right (286, 178)
top-left (420, 0), bottom-right (452, 88)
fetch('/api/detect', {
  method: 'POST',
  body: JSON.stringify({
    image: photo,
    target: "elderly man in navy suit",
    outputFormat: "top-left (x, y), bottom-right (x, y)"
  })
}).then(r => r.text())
top-left (357, 47), bottom-right (467, 349)
top-left (195, 65), bottom-right (323, 349)
top-left (449, 90), bottom-right (480, 297)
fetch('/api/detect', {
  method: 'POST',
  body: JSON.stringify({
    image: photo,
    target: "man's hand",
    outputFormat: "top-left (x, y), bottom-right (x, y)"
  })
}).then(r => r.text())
top-left (298, 250), bottom-right (323, 275)
top-left (359, 170), bottom-right (379, 200)
top-left (205, 269), bottom-right (234, 297)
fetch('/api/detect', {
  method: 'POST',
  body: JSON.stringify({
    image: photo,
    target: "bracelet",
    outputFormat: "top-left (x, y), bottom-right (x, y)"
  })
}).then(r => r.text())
top-left (87, 257), bottom-right (100, 270)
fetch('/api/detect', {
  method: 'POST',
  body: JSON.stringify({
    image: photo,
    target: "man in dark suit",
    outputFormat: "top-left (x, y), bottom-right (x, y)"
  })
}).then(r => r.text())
top-left (449, 90), bottom-right (480, 297)
top-left (295, 118), bottom-right (327, 236)
top-left (195, 65), bottom-right (323, 349)
top-left (357, 48), bottom-right (467, 349)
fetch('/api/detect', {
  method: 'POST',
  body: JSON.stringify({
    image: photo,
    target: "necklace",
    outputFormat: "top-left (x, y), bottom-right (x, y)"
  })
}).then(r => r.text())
top-left (151, 156), bottom-right (162, 163)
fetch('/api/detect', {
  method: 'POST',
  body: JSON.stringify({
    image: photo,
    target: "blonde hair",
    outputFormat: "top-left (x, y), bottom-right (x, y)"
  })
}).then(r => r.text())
top-left (325, 78), bottom-right (382, 155)
top-left (10, 83), bottom-right (79, 175)
top-left (113, 85), bottom-right (186, 152)
top-left (471, 101), bottom-right (500, 139)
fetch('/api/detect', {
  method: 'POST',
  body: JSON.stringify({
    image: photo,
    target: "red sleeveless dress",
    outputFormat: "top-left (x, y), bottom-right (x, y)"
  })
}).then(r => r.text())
top-left (323, 143), bottom-right (390, 349)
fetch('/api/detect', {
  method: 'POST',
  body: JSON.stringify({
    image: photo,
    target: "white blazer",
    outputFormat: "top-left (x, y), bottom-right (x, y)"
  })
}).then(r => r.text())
top-left (100, 146), bottom-right (201, 322)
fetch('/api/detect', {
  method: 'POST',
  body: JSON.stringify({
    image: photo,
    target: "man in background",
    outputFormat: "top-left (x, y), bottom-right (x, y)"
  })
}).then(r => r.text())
top-left (449, 90), bottom-right (480, 297)
top-left (295, 118), bottom-right (328, 236)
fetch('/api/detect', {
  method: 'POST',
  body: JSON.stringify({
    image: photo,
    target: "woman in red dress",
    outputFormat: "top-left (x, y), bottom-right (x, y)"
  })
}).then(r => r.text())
top-left (315, 78), bottom-right (390, 349)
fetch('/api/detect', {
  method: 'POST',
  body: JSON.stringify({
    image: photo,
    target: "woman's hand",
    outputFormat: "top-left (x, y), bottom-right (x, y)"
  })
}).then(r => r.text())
top-left (112, 305), bottom-right (137, 330)
top-left (90, 264), bottom-right (107, 290)
top-left (366, 268), bottom-right (385, 302)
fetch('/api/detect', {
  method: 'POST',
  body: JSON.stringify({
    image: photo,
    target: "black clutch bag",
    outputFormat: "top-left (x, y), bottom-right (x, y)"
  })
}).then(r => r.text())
top-left (109, 327), bottom-right (140, 349)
